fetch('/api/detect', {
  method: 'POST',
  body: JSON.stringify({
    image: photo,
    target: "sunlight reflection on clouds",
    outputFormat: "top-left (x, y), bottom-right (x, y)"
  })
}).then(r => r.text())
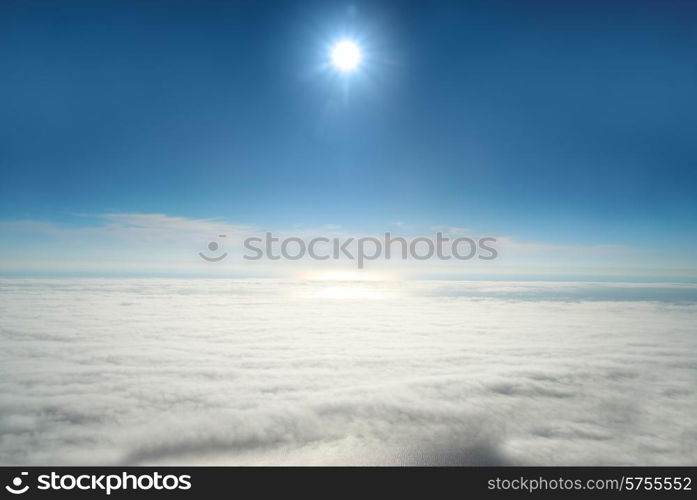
top-left (1, 279), bottom-right (696, 465)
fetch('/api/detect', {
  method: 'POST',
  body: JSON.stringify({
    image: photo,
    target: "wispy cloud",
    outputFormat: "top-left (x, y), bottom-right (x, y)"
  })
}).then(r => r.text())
top-left (1, 213), bottom-right (255, 243)
top-left (0, 213), bottom-right (690, 279)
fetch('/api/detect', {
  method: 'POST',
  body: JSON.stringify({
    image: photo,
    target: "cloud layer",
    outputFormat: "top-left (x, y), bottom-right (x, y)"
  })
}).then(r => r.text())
top-left (3, 213), bottom-right (694, 280)
top-left (1, 279), bottom-right (696, 465)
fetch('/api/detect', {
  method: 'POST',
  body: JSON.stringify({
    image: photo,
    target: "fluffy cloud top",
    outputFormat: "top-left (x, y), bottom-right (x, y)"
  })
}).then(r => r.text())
top-left (1, 279), bottom-right (696, 465)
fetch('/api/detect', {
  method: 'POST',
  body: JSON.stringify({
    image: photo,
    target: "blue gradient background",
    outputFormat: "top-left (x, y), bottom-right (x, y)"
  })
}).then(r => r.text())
top-left (1, 0), bottom-right (696, 277)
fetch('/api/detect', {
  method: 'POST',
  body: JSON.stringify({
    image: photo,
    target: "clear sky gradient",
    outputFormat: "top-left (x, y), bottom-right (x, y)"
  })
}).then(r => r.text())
top-left (1, 0), bottom-right (696, 278)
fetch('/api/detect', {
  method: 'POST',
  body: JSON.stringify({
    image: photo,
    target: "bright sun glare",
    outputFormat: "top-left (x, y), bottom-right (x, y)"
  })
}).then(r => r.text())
top-left (330, 39), bottom-right (362, 72)
top-left (301, 270), bottom-right (390, 281)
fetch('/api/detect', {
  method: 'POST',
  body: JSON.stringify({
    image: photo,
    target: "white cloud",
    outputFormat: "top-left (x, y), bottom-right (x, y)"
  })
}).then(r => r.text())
top-left (1, 279), bottom-right (696, 465)
top-left (2, 212), bottom-right (685, 280)
top-left (0, 213), bottom-right (255, 244)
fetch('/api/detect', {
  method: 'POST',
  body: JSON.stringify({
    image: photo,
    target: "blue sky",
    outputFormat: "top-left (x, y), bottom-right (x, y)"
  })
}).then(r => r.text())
top-left (1, 0), bottom-right (696, 278)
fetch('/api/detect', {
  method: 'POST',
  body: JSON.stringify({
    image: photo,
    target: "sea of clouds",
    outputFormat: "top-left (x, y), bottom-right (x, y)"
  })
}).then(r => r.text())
top-left (1, 279), bottom-right (696, 465)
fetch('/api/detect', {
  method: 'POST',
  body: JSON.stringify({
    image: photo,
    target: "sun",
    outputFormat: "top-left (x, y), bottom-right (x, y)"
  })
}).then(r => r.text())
top-left (330, 39), bottom-right (362, 73)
